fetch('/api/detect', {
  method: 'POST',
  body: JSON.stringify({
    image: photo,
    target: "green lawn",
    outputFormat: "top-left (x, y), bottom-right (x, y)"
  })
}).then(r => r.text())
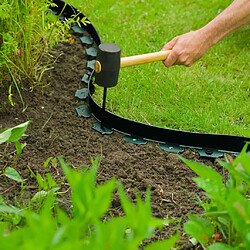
top-left (84, 0), bottom-right (249, 135)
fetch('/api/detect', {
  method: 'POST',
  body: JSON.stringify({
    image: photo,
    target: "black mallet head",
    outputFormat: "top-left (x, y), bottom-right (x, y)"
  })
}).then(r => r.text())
top-left (94, 43), bottom-right (121, 88)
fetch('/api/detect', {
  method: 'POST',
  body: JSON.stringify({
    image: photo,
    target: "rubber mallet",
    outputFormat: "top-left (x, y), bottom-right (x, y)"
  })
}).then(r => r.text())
top-left (94, 43), bottom-right (171, 88)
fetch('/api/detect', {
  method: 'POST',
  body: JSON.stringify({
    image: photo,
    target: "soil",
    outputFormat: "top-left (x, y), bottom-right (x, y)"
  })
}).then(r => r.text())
top-left (0, 34), bottom-right (225, 248)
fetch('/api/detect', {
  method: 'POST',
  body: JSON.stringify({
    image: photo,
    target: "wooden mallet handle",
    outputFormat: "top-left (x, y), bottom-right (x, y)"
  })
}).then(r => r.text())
top-left (120, 50), bottom-right (171, 68)
top-left (94, 48), bottom-right (171, 74)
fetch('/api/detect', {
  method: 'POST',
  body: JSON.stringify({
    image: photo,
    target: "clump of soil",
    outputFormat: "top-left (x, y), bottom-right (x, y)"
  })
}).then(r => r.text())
top-left (0, 34), bottom-right (224, 248)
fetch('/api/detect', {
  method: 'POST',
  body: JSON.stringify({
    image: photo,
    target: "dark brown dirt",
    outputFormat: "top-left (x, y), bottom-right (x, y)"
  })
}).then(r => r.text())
top-left (0, 34), bottom-right (224, 248)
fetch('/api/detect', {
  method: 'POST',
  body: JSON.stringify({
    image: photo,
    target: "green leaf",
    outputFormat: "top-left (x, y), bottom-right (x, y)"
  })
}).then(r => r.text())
top-left (118, 185), bottom-right (168, 245)
top-left (94, 178), bottom-right (116, 219)
top-left (118, 183), bottom-right (135, 217)
top-left (145, 233), bottom-right (180, 250)
top-left (15, 141), bottom-right (26, 156)
top-left (60, 155), bottom-right (103, 220)
top-left (4, 167), bottom-right (23, 182)
top-left (46, 173), bottom-right (58, 188)
top-left (184, 213), bottom-right (214, 245)
top-left (226, 190), bottom-right (250, 247)
top-left (0, 204), bottom-right (21, 214)
top-left (217, 216), bottom-right (229, 227)
top-left (234, 153), bottom-right (250, 182)
top-left (51, 226), bottom-right (66, 246)
top-left (36, 172), bottom-right (47, 190)
top-left (208, 243), bottom-right (236, 250)
top-left (88, 217), bottom-right (127, 249)
top-left (31, 188), bottom-right (58, 202)
top-left (179, 156), bottom-right (223, 183)
top-left (52, 158), bottom-right (57, 168)
top-left (193, 177), bottom-right (227, 202)
top-left (180, 156), bottom-right (227, 202)
top-left (219, 151), bottom-right (250, 187)
top-left (0, 121), bottom-right (31, 144)
top-left (55, 206), bottom-right (70, 225)
top-left (0, 128), bottom-right (8, 134)
top-left (239, 142), bottom-right (249, 155)
top-left (0, 129), bottom-right (11, 144)
top-left (31, 191), bottom-right (49, 202)
top-left (7, 121), bottom-right (31, 142)
top-left (44, 157), bottom-right (52, 169)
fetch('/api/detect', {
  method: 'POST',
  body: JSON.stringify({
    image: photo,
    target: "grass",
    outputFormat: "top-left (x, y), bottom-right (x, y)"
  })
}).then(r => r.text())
top-left (84, 0), bottom-right (249, 135)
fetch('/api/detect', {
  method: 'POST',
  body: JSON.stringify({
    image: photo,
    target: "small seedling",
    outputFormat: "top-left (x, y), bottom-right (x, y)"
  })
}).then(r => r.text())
top-left (0, 121), bottom-right (30, 169)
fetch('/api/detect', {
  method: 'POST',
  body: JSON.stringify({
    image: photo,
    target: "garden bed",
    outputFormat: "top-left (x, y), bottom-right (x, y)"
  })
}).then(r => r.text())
top-left (0, 34), bottom-right (225, 248)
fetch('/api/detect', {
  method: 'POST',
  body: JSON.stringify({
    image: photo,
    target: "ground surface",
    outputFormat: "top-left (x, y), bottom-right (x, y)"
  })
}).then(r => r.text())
top-left (0, 34), bottom-right (225, 248)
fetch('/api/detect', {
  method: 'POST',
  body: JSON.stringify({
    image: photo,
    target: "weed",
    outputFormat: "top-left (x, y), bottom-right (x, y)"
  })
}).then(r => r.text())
top-left (0, 156), bottom-right (180, 249)
top-left (180, 144), bottom-right (250, 248)
top-left (0, 121), bottom-right (31, 180)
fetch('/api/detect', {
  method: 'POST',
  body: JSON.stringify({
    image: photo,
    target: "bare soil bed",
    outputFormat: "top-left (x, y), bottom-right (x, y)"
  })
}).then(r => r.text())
top-left (0, 34), bottom-right (224, 248)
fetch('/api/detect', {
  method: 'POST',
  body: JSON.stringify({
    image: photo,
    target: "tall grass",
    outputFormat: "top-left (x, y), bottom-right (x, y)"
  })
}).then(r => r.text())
top-left (0, 0), bottom-right (72, 107)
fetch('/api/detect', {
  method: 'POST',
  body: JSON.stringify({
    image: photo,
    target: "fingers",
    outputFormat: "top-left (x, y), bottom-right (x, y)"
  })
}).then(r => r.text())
top-left (162, 30), bottom-right (209, 68)
top-left (163, 50), bottom-right (178, 67)
top-left (162, 41), bottom-right (192, 67)
top-left (161, 38), bottom-right (178, 67)
top-left (165, 52), bottom-right (194, 67)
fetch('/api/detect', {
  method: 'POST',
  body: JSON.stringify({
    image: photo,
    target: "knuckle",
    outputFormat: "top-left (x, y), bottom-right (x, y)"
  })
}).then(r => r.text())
top-left (172, 50), bottom-right (180, 57)
top-left (178, 57), bottom-right (186, 64)
top-left (185, 59), bottom-right (193, 67)
top-left (165, 62), bottom-right (171, 68)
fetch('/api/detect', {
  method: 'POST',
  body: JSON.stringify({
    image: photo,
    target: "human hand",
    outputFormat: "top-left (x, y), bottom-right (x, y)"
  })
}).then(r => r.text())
top-left (162, 30), bottom-right (211, 67)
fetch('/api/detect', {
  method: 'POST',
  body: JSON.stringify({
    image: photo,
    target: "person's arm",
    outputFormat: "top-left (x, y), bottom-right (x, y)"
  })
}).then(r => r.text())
top-left (162, 0), bottom-right (250, 67)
